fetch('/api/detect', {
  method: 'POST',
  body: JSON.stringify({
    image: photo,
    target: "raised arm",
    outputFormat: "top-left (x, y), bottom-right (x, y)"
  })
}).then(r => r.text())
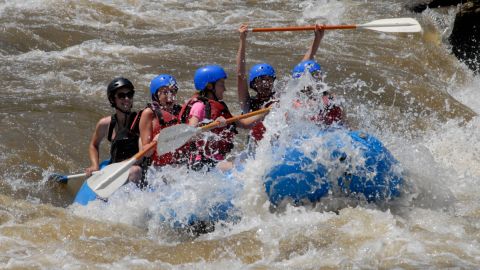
top-left (237, 24), bottom-right (250, 113)
top-left (302, 24), bottom-right (325, 61)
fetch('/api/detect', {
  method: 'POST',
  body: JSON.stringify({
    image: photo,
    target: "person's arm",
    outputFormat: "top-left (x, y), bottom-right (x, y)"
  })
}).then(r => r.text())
top-left (188, 116), bottom-right (200, 127)
top-left (302, 24), bottom-right (325, 61)
top-left (139, 108), bottom-right (155, 157)
top-left (85, 116), bottom-right (110, 176)
top-left (187, 102), bottom-right (205, 127)
top-left (235, 111), bottom-right (268, 129)
top-left (237, 24), bottom-right (250, 114)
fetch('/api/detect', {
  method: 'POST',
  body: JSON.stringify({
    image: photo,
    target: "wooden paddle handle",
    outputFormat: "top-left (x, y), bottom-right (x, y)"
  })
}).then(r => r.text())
top-left (200, 107), bottom-right (271, 131)
top-left (252, 25), bottom-right (356, 32)
top-left (133, 140), bottom-right (157, 160)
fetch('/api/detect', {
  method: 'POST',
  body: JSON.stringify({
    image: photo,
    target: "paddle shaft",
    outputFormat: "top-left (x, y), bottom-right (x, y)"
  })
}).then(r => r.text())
top-left (134, 140), bottom-right (157, 161)
top-left (67, 170), bottom-right (103, 179)
top-left (253, 25), bottom-right (356, 32)
top-left (92, 140), bottom-right (157, 191)
top-left (66, 172), bottom-right (88, 179)
top-left (252, 23), bottom-right (418, 32)
top-left (49, 171), bottom-right (103, 183)
top-left (200, 107), bottom-right (271, 131)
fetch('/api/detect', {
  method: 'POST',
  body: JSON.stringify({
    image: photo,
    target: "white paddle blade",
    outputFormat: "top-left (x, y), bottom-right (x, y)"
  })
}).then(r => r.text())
top-left (157, 124), bottom-right (199, 156)
top-left (359, 18), bottom-right (422, 33)
top-left (86, 161), bottom-right (131, 198)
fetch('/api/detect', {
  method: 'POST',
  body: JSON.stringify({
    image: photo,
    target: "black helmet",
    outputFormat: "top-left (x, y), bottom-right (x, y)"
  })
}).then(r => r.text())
top-left (107, 77), bottom-right (134, 106)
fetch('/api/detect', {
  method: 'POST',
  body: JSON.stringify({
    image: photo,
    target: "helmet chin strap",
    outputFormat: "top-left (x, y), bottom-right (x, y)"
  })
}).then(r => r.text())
top-left (205, 85), bottom-right (220, 101)
top-left (213, 92), bottom-right (220, 101)
top-left (212, 84), bottom-right (222, 101)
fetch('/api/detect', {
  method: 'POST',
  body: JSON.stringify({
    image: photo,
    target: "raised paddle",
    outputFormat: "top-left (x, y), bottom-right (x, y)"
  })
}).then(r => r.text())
top-left (86, 140), bottom-right (158, 199)
top-left (252, 18), bottom-right (422, 33)
top-left (157, 107), bottom-right (271, 158)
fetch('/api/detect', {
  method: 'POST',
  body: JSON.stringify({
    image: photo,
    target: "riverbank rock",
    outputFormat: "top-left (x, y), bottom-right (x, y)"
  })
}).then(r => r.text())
top-left (407, 0), bottom-right (466, 12)
top-left (449, 1), bottom-right (480, 73)
top-left (408, 0), bottom-right (480, 73)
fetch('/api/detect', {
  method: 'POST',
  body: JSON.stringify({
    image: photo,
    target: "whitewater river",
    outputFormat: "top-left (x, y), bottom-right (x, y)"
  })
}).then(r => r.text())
top-left (1, 0), bottom-right (479, 269)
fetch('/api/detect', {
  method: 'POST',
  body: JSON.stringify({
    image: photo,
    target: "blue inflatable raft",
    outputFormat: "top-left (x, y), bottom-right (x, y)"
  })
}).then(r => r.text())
top-left (264, 128), bottom-right (404, 206)
top-left (73, 162), bottom-right (240, 234)
top-left (74, 160), bottom-right (110, 206)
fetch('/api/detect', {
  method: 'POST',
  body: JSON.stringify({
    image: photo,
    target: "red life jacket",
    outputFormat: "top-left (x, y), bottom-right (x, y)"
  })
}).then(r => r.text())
top-left (249, 97), bottom-right (276, 142)
top-left (311, 94), bottom-right (343, 126)
top-left (178, 94), bottom-right (237, 161)
top-left (149, 102), bottom-right (182, 166)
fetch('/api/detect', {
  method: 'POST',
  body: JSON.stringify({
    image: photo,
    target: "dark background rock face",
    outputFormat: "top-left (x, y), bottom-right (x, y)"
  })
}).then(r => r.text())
top-left (449, 2), bottom-right (480, 73)
top-left (408, 0), bottom-right (480, 73)
top-left (408, 0), bottom-right (468, 12)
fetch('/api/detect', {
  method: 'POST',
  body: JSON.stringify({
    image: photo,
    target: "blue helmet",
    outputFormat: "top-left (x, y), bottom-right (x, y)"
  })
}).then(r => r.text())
top-left (248, 63), bottom-right (276, 89)
top-left (292, 60), bottom-right (322, 78)
top-left (194, 65), bottom-right (227, 91)
top-left (150, 74), bottom-right (177, 96)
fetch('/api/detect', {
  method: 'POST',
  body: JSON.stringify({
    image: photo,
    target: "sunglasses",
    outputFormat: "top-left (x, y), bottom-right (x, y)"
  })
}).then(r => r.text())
top-left (116, 91), bottom-right (135, 99)
top-left (158, 86), bottom-right (178, 96)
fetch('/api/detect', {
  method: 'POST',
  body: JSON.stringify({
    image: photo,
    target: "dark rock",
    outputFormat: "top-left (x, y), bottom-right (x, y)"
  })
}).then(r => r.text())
top-left (409, 0), bottom-right (480, 73)
top-left (407, 0), bottom-right (465, 13)
top-left (449, 1), bottom-right (480, 73)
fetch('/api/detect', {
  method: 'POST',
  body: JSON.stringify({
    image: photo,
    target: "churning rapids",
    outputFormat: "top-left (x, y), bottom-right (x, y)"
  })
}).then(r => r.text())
top-left (0, 1), bottom-right (479, 269)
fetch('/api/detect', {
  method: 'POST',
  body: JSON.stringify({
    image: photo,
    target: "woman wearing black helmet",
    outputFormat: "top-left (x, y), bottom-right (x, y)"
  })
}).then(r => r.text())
top-left (84, 77), bottom-right (144, 187)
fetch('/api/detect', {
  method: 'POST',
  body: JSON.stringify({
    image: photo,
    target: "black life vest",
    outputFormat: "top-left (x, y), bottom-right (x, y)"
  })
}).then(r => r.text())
top-left (107, 112), bottom-right (140, 163)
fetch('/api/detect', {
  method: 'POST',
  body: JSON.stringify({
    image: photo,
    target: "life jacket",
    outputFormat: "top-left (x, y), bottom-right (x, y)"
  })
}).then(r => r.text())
top-left (149, 102), bottom-right (183, 166)
top-left (178, 94), bottom-right (237, 163)
top-left (108, 111), bottom-right (140, 163)
top-left (249, 97), bottom-right (276, 142)
top-left (311, 94), bottom-right (343, 126)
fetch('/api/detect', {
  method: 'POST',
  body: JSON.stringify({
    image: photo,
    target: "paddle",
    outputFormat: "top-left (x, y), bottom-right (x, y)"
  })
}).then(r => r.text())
top-left (48, 172), bottom-right (95, 183)
top-left (49, 160), bottom-right (109, 183)
top-left (86, 140), bottom-right (157, 199)
top-left (252, 18), bottom-right (422, 33)
top-left (157, 107), bottom-right (271, 157)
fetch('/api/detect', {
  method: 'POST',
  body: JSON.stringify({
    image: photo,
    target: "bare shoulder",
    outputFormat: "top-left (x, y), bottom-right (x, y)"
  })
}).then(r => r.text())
top-left (142, 107), bottom-right (154, 117)
top-left (89, 115), bottom-right (111, 144)
top-left (139, 107), bottom-right (154, 122)
top-left (97, 116), bottom-right (112, 128)
top-left (93, 116), bottom-right (112, 138)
